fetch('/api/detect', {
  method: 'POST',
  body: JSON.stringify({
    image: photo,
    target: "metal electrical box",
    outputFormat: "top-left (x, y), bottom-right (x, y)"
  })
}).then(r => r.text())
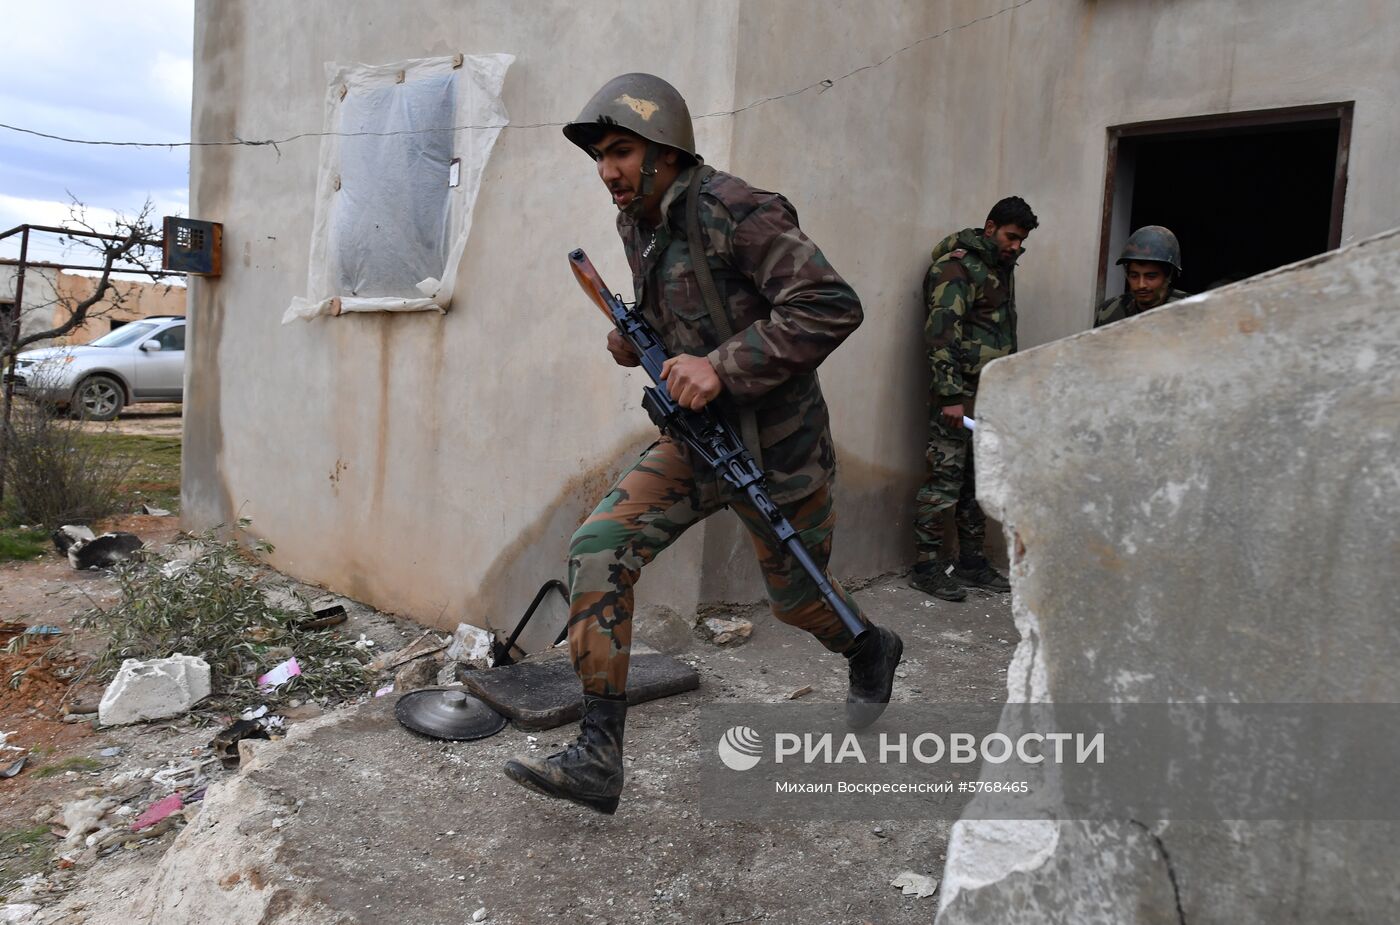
top-left (162, 217), bottom-right (223, 276)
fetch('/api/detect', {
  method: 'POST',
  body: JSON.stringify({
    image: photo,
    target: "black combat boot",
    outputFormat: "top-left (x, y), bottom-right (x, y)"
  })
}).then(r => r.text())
top-left (504, 695), bottom-right (627, 815)
top-left (845, 626), bottom-right (904, 729)
top-left (951, 555), bottom-right (1011, 593)
top-left (909, 560), bottom-right (967, 601)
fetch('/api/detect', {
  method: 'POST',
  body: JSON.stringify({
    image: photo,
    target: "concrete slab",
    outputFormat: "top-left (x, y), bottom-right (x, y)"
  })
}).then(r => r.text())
top-left (461, 650), bottom-right (701, 731)
top-left (936, 230), bottom-right (1400, 923)
top-left (98, 655), bottom-right (212, 727)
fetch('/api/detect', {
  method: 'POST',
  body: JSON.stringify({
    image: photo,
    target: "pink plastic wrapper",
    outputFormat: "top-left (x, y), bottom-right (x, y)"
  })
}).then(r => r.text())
top-left (133, 793), bottom-right (183, 831)
top-left (257, 657), bottom-right (302, 689)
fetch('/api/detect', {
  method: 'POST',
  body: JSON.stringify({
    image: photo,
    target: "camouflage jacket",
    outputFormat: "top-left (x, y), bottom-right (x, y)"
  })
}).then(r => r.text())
top-left (616, 165), bottom-right (863, 503)
top-left (1093, 289), bottom-right (1190, 328)
top-left (923, 227), bottom-right (1018, 406)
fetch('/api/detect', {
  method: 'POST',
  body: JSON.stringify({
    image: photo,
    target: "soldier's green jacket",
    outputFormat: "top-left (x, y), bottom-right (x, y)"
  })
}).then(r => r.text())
top-left (616, 165), bottom-right (863, 504)
top-left (923, 227), bottom-right (1019, 407)
top-left (1093, 289), bottom-right (1190, 328)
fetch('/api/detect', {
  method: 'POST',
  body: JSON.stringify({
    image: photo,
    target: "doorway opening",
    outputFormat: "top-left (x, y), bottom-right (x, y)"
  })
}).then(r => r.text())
top-left (1097, 103), bottom-right (1352, 303)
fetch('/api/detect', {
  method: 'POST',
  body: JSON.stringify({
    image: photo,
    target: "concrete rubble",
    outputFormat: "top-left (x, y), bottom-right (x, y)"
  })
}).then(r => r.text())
top-left (935, 230), bottom-right (1400, 923)
top-left (891, 871), bottom-right (940, 898)
top-left (97, 654), bottom-right (212, 726)
top-left (444, 622), bottom-right (494, 667)
top-left (392, 655), bottom-right (439, 693)
top-left (699, 616), bottom-right (753, 647)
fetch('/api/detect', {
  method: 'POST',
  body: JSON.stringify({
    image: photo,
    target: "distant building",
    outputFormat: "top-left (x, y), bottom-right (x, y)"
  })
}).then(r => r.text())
top-left (0, 262), bottom-right (186, 348)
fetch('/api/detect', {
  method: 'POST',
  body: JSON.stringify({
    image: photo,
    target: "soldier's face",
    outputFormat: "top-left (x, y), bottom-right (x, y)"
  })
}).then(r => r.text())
top-left (983, 221), bottom-right (1030, 264)
top-left (591, 131), bottom-right (681, 220)
top-left (1124, 261), bottom-right (1171, 307)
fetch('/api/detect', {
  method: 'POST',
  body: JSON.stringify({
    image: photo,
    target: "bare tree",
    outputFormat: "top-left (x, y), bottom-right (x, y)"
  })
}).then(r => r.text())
top-left (0, 199), bottom-right (170, 507)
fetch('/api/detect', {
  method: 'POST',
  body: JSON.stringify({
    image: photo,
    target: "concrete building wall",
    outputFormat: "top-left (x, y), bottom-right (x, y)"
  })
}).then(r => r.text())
top-left (185, 0), bottom-right (1400, 638)
top-left (0, 265), bottom-right (62, 344)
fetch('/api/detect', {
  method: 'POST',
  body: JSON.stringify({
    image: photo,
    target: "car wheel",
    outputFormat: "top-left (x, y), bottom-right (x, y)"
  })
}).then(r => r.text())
top-left (73, 375), bottom-right (125, 422)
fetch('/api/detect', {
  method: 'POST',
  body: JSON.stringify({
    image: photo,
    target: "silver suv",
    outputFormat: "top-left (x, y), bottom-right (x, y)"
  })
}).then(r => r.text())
top-left (10, 316), bottom-right (186, 421)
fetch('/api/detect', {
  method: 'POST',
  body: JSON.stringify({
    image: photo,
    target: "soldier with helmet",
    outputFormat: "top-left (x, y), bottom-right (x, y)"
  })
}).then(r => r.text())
top-left (504, 74), bottom-right (904, 815)
top-left (1095, 225), bottom-right (1190, 327)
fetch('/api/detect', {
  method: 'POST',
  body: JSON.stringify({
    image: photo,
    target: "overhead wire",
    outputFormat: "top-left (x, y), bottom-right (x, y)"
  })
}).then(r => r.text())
top-left (0, 0), bottom-right (1037, 153)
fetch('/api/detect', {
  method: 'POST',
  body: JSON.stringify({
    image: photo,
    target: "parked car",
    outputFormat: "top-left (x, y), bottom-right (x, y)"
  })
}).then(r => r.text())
top-left (9, 316), bottom-right (186, 421)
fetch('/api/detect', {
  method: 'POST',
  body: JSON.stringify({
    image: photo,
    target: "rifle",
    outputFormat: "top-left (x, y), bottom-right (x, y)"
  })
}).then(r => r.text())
top-left (568, 248), bottom-right (868, 641)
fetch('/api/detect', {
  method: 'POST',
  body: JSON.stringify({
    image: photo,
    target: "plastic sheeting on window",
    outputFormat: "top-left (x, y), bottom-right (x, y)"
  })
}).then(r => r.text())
top-left (283, 53), bottom-right (513, 323)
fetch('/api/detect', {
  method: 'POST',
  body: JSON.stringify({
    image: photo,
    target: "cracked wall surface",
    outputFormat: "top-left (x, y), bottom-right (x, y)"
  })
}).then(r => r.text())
top-left (936, 229), bottom-right (1400, 924)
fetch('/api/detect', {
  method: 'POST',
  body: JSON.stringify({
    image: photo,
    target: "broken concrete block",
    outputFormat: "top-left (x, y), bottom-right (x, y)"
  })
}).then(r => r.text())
top-left (436, 660), bottom-right (468, 686)
top-left (236, 738), bottom-right (263, 769)
top-left (891, 871), bottom-right (939, 898)
top-left (634, 604), bottom-right (696, 654)
top-left (98, 654), bottom-right (211, 726)
top-left (393, 655), bottom-right (441, 693)
top-left (935, 230), bottom-right (1400, 924)
top-left (445, 623), bottom-right (494, 667)
top-left (699, 616), bottom-right (753, 647)
top-left (68, 532), bottom-right (143, 570)
top-left (0, 903), bottom-right (40, 924)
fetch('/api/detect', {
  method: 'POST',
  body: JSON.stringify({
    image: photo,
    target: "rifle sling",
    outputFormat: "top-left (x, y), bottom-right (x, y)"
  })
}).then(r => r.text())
top-left (685, 165), bottom-right (764, 471)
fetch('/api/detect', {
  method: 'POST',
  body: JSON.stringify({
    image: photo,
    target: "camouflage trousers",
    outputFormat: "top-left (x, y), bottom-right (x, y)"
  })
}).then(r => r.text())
top-left (913, 402), bottom-right (986, 564)
top-left (568, 437), bottom-right (865, 697)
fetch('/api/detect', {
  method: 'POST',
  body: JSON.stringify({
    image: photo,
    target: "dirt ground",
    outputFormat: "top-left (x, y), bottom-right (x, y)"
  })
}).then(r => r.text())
top-left (0, 457), bottom-right (1019, 922)
top-left (76, 403), bottom-right (183, 438)
top-left (1, 568), bottom-right (1015, 922)
top-left (0, 518), bottom-right (429, 915)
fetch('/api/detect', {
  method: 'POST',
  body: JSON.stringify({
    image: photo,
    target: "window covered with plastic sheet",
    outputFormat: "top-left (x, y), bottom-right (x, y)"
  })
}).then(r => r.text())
top-left (285, 53), bottom-right (514, 323)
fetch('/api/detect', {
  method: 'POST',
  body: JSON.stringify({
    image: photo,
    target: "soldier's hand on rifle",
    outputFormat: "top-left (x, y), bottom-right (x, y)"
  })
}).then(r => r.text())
top-left (940, 403), bottom-right (965, 427)
top-left (606, 329), bottom-right (641, 367)
top-left (660, 354), bottom-right (722, 410)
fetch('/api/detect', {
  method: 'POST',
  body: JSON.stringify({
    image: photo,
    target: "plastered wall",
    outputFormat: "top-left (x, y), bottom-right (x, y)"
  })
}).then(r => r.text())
top-left (186, 0), bottom-right (1400, 637)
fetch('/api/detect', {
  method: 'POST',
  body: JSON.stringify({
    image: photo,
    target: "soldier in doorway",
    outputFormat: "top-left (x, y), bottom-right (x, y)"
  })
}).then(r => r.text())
top-left (911, 198), bottom-right (1038, 602)
top-left (1094, 225), bottom-right (1189, 327)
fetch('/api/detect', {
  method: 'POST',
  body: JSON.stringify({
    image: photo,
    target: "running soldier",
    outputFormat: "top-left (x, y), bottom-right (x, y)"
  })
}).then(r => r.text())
top-left (504, 74), bottom-right (904, 815)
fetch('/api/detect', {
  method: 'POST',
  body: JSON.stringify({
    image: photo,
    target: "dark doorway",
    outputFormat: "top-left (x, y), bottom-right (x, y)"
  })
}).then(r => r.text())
top-left (1098, 103), bottom-right (1352, 303)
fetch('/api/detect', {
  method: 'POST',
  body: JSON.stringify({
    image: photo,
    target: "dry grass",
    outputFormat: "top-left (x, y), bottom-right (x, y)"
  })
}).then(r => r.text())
top-left (79, 524), bottom-right (372, 711)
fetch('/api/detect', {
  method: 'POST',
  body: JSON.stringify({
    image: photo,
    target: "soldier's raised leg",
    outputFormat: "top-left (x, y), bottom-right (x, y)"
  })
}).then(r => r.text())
top-left (504, 438), bottom-right (715, 814)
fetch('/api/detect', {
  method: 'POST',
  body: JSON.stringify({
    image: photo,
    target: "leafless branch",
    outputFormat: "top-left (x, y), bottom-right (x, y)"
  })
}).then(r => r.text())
top-left (7, 198), bottom-right (168, 354)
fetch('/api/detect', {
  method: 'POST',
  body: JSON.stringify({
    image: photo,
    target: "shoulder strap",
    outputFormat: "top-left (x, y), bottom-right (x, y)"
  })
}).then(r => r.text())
top-left (685, 166), bottom-right (763, 470)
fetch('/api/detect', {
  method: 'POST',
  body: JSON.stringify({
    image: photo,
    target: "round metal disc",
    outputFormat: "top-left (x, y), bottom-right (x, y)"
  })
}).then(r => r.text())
top-left (394, 688), bottom-right (507, 741)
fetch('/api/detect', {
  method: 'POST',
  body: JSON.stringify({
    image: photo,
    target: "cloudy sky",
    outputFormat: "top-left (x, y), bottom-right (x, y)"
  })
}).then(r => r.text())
top-left (0, 1), bottom-right (193, 262)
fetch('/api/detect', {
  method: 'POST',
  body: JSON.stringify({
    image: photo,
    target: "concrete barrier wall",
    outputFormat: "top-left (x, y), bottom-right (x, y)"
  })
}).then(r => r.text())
top-left (936, 229), bottom-right (1400, 923)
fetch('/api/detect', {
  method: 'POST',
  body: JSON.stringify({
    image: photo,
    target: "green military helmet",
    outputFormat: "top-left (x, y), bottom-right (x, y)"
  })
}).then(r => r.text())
top-left (562, 73), bottom-right (700, 162)
top-left (1117, 225), bottom-right (1182, 274)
